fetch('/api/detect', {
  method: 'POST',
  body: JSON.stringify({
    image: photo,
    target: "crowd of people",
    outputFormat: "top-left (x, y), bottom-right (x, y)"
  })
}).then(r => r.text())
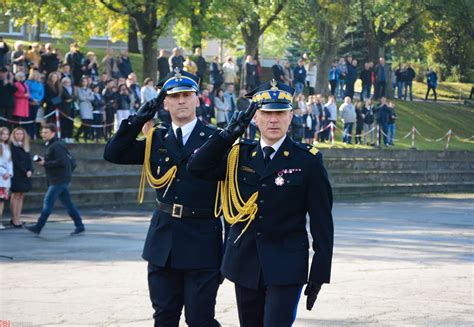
top-left (1, 39), bottom-right (437, 153)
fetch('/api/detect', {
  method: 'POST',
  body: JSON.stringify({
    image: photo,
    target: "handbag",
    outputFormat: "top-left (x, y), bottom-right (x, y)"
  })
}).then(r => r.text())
top-left (51, 95), bottom-right (62, 106)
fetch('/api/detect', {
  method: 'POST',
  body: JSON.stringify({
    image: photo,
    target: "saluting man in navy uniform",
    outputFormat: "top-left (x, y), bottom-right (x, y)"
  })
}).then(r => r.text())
top-left (104, 69), bottom-right (222, 327)
top-left (188, 80), bottom-right (334, 326)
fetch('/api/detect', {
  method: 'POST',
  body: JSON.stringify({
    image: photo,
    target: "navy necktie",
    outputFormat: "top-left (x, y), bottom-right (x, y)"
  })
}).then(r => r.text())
top-left (176, 127), bottom-right (183, 149)
top-left (263, 146), bottom-right (275, 166)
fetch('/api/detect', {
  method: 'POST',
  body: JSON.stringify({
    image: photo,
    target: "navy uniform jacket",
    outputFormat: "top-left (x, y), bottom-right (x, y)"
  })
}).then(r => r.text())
top-left (188, 133), bottom-right (334, 290)
top-left (103, 118), bottom-right (223, 270)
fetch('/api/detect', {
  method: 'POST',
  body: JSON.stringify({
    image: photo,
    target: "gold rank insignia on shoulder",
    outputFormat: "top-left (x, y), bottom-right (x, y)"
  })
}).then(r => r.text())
top-left (283, 151), bottom-right (290, 157)
top-left (251, 151), bottom-right (257, 157)
top-left (309, 147), bottom-right (319, 155)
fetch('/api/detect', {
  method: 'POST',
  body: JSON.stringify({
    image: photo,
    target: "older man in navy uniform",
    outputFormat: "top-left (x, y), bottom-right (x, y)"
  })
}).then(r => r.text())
top-left (188, 80), bottom-right (334, 326)
top-left (104, 69), bottom-right (222, 327)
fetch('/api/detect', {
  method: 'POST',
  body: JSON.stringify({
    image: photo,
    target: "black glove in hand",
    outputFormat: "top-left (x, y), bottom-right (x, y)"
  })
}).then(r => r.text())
top-left (221, 101), bottom-right (258, 142)
top-left (304, 281), bottom-right (322, 311)
top-left (134, 90), bottom-right (166, 124)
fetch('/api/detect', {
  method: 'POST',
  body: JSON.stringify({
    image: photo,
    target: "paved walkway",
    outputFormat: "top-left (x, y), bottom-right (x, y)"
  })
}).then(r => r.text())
top-left (1, 195), bottom-right (473, 326)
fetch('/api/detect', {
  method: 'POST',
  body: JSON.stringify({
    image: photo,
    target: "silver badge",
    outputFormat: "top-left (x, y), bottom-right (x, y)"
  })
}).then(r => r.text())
top-left (275, 175), bottom-right (285, 186)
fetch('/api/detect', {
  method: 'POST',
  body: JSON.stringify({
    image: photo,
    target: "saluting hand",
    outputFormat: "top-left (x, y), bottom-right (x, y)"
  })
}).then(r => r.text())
top-left (134, 89), bottom-right (167, 124)
top-left (304, 281), bottom-right (322, 311)
top-left (221, 101), bottom-right (258, 142)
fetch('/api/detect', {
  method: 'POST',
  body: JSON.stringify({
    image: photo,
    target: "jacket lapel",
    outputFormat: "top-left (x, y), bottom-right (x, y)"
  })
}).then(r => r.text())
top-left (162, 126), bottom-right (181, 160)
top-left (180, 120), bottom-right (207, 160)
top-left (245, 143), bottom-right (265, 177)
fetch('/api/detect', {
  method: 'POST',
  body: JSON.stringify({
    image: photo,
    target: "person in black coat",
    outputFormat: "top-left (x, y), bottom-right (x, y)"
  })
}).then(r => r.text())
top-left (25, 123), bottom-right (84, 235)
top-left (188, 80), bottom-right (334, 326)
top-left (272, 58), bottom-right (285, 83)
top-left (209, 56), bottom-right (224, 92)
top-left (0, 68), bottom-right (17, 129)
top-left (104, 69), bottom-right (223, 326)
top-left (157, 49), bottom-right (170, 81)
top-left (10, 127), bottom-right (33, 227)
top-left (194, 47), bottom-right (207, 87)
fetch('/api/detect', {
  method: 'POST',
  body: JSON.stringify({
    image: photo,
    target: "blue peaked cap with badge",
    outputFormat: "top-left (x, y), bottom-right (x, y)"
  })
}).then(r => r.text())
top-left (245, 79), bottom-right (295, 111)
top-left (157, 67), bottom-right (200, 94)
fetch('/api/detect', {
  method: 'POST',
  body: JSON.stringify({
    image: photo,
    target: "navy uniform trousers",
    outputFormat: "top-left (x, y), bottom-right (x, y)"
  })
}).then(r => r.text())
top-left (188, 133), bottom-right (334, 327)
top-left (104, 118), bottom-right (223, 327)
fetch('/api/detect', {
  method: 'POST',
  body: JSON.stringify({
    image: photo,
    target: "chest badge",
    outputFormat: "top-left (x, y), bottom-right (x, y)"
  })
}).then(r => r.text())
top-left (165, 157), bottom-right (170, 162)
top-left (275, 173), bottom-right (285, 186)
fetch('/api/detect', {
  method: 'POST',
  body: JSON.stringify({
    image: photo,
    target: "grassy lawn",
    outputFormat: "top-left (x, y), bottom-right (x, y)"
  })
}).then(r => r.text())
top-left (316, 100), bottom-right (474, 151)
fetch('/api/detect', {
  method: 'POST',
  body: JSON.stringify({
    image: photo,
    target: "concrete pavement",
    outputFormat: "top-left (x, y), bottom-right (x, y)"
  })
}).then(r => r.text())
top-left (1, 195), bottom-right (473, 326)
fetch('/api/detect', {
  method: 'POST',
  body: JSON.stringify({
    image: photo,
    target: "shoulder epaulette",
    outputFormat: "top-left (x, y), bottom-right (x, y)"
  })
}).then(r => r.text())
top-left (234, 137), bottom-right (258, 146)
top-left (203, 123), bottom-right (217, 131)
top-left (154, 122), bottom-right (169, 130)
top-left (295, 142), bottom-right (319, 156)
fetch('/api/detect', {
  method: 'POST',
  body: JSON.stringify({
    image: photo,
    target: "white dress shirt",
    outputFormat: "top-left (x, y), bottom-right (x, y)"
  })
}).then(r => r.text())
top-left (172, 118), bottom-right (197, 146)
top-left (260, 135), bottom-right (287, 160)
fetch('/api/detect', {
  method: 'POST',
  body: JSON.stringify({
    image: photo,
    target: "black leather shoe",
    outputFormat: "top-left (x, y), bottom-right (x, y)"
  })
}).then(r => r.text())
top-left (10, 220), bottom-right (24, 228)
top-left (25, 225), bottom-right (41, 234)
top-left (70, 227), bottom-right (85, 236)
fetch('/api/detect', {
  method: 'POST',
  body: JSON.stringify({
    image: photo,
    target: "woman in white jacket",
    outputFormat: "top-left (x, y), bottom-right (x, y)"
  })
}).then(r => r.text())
top-left (0, 127), bottom-right (13, 229)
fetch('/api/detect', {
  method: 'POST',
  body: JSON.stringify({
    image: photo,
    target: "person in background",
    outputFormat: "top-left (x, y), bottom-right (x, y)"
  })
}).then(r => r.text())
top-left (303, 100), bottom-right (317, 144)
top-left (361, 99), bottom-right (375, 146)
top-left (394, 65), bottom-right (404, 99)
top-left (59, 77), bottom-right (75, 144)
top-left (425, 68), bottom-right (438, 101)
top-left (328, 61), bottom-right (339, 96)
top-left (85, 52), bottom-right (99, 83)
top-left (0, 68), bottom-right (16, 130)
top-left (223, 56), bottom-right (239, 87)
top-left (224, 84), bottom-right (238, 122)
top-left (102, 80), bottom-right (118, 140)
top-left (387, 101), bottom-right (397, 146)
top-left (359, 62), bottom-right (372, 101)
top-left (9, 127), bottom-right (32, 227)
top-left (40, 43), bottom-right (60, 78)
top-left (198, 88), bottom-right (214, 125)
top-left (26, 43), bottom-right (42, 69)
top-left (140, 78), bottom-right (157, 104)
top-left (272, 58), bottom-right (285, 83)
top-left (117, 50), bottom-right (133, 78)
top-left (127, 73), bottom-right (141, 113)
top-left (75, 77), bottom-right (94, 142)
top-left (157, 49), bottom-right (170, 82)
top-left (0, 127), bottom-right (12, 230)
top-left (339, 96), bottom-right (356, 144)
top-left (168, 47), bottom-right (184, 71)
top-left (376, 97), bottom-right (390, 146)
top-left (293, 59), bottom-right (307, 96)
top-left (193, 47), bottom-right (207, 87)
top-left (183, 56), bottom-right (198, 75)
top-left (404, 64), bottom-right (416, 101)
top-left (305, 61), bottom-right (317, 96)
top-left (325, 95), bottom-right (338, 134)
top-left (283, 61), bottom-right (294, 87)
top-left (11, 41), bottom-right (27, 74)
top-left (13, 71), bottom-right (30, 127)
top-left (44, 72), bottom-right (62, 120)
top-left (214, 88), bottom-right (230, 128)
top-left (0, 37), bottom-right (10, 66)
top-left (297, 93), bottom-right (307, 113)
top-left (102, 48), bottom-right (120, 80)
top-left (241, 55), bottom-right (257, 91)
top-left (375, 57), bottom-right (389, 99)
top-left (345, 59), bottom-right (357, 100)
top-left (25, 69), bottom-right (44, 140)
top-left (291, 107), bottom-right (304, 142)
top-left (25, 123), bottom-right (85, 235)
top-left (64, 43), bottom-right (85, 87)
top-left (209, 56), bottom-right (224, 92)
top-left (354, 100), bottom-right (364, 145)
top-left (115, 84), bottom-right (131, 130)
top-left (91, 84), bottom-right (106, 143)
top-left (336, 57), bottom-right (347, 99)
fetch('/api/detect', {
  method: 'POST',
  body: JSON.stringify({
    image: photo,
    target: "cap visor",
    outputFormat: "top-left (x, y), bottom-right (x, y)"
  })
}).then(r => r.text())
top-left (166, 86), bottom-right (197, 94)
top-left (259, 102), bottom-right (293, 111)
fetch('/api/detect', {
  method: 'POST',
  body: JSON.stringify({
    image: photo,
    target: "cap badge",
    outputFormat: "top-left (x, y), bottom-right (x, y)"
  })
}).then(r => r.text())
top-left (270, 79), bottom-right (278, 91)
top-left (173, 67), bottom-right (182, 81)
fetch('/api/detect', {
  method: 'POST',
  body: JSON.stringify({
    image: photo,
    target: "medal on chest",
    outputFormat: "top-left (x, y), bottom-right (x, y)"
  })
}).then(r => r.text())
top-left (275, 173), bottom-right (285, 186)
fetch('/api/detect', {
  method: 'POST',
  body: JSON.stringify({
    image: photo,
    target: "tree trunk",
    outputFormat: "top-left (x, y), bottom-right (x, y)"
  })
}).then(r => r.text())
top-left (35, 18), bottom-right (41, 42)
top-left (316, 49), bottom-right (334, 95)
top-left (244, 36), bottom-right (259, 58)
top-left (128, 17), bottom-right (140, 54)
top-left (141, 35), bottom-right (157, 80)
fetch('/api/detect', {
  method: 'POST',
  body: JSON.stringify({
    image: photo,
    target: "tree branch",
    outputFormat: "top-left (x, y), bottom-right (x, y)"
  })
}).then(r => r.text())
top-left (259, 2), bottom-right (285, 35)
top-left (383, 9), bottom-right (426, 41)
top-left (99, 0), bottom-right (128, 15)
